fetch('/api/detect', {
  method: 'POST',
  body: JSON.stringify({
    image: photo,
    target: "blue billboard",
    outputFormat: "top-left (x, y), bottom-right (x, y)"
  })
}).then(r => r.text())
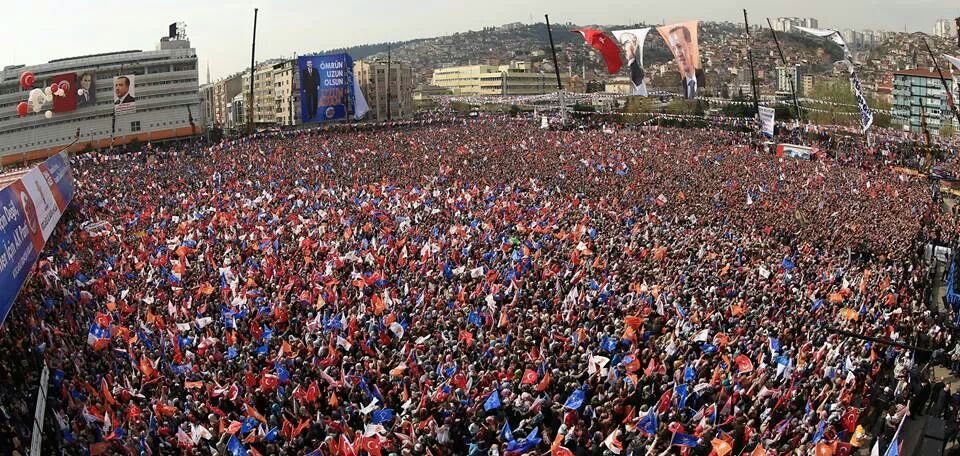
top-left (0, 152), bottom-right (74, 326)
top-left (298, 53), bottom-right (352, 123)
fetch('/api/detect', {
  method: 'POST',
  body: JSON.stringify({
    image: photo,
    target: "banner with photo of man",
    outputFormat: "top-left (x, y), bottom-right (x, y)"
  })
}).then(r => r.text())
top-left (758, 106), bottom-right (775, 138)
top-left (657, 21), bottom-right (704, 99)
top-left (298, 53), bottom-right (352, 123)
top-left (113, 74), bottom-right (136, 115)
top-left (611, 28), bottom-right (651, 96)
top-left (76, 71), bottom-right (96, 108)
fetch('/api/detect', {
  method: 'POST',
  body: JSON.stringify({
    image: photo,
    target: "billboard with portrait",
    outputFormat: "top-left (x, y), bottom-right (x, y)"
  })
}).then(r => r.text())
top-left (298, 53), bottom-right (352, 123)
top-left (51, 73), bottom-right (77, 113)
top-left (657, 21), bottom-right (705, 99)
top-left (611, 28), bottom-right (651, 96)
top-left (76, 71), bottom-right (96, 108)
top-left (113, 74), bottom-right (136, 115)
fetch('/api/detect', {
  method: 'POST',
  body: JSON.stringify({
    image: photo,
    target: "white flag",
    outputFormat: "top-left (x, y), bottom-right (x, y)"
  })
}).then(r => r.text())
top-left (353, 75), bottom-right (370, 120)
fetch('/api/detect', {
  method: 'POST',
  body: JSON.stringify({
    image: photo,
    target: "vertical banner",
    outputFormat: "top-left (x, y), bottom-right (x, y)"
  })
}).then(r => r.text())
top-left (77, 71), bottom-right (97, 108)
top-left (51, 73), bottom-right (77, 113)
top-left (298, 54), bottom-right (352, 123)
top-left (657, 21), bottom-right (703, 99)
top-left (0, 152), bottom-right (74, 326)
top-left (611, 28), bottom-right (651, 96)
top-left (352, 73), bottom-right (370, 120)
top-left (795, 26), bottom-right (873, 133)
top-left (113, 75), bottom-right (136, 115)
top-left (758, 106), bottom-right (775, 138)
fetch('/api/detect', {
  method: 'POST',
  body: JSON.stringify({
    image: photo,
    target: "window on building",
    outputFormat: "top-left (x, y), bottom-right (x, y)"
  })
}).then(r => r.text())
top-left (131, 121), bottom-right (141, 132)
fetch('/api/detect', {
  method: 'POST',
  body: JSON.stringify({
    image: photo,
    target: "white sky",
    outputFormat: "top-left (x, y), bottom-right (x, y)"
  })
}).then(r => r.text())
top-left (1, 0), bottom-right (955, 81)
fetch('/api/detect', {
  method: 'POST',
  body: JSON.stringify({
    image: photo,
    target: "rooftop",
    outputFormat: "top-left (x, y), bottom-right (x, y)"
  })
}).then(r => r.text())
top-left (893, 67), bottom-right (955, 78)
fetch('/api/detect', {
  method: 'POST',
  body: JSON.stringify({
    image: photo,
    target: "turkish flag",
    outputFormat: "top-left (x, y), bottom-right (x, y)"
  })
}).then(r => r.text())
top-left (522, 369), bottom-right (538, 385)
top-left (358, 436), bottom-right (383, 456)
top-left (574, 29), bottom-right (623, 74)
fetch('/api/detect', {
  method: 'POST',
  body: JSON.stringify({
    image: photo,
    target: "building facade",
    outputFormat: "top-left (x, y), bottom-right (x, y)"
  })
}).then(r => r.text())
top-left (199, 83), bottom-right (214, 130)
top-left (0, 31), bottom-right (201, 165)
top-left (892, 68), bottom-right (959, 136)
top-left (354, 59), bottom-right (414, 121)
top-left (212, 73), bottom-right (243, 128)
top-left (801, 74), bottom-right (815, 97)
top-left (431, 62), bottom-right (563, 96)
top-left (935, 19), bottom-right (957, 39)
top-left (775, 65), bottom-right (803, 95)
top-left (271, 60), bottom-right (299, 127)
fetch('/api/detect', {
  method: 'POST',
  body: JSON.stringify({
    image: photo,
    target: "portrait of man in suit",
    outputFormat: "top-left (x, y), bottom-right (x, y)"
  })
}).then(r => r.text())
top-left (114, 76), bottom-right (135, 105)
top-left (77, 72), bottom-right (96, 107)
top-left (616, 31), bottom-right (648, 96)
top-left (666, 25), bottom-right (699, 99)
top-left (301, 60), bottom-right (321, 121)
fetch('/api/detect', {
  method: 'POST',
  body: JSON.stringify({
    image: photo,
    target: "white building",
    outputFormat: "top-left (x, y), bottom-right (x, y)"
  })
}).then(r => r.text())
top-left (935, 19), bottom-right (956, 39)
top-left (0, 26), bottom-right (200, 166)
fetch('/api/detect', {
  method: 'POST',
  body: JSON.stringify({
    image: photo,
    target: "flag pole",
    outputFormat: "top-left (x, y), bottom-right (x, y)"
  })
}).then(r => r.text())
top-left (248, 8), bottom-right (258, 135)
top-left (766, 18), bottom-right (803, 122)
top-left (544, 14), bottom-right (566, 125)
top-left (920, 37), bottom-right (960, 130)
top-left (742, 10), bottom-right (761, 119)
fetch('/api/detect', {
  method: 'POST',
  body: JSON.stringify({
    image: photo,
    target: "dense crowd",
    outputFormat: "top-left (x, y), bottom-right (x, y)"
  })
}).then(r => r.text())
top-left (0, 119), bottom-right (957, 456)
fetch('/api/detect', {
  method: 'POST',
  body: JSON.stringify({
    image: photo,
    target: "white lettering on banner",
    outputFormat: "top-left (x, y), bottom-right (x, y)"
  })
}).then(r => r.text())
top-left (0, 200), bottom-right (19, 232)
top-left (0, 214), bottom-right (28, 278)
top-left (319, 61), bottom-right (344, 70)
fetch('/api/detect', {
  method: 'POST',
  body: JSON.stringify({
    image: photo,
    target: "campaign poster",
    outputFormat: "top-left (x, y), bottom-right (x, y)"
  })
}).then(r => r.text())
top-left (299, 54), bottom-right (352, 123)
top-left (758, 106), bottom-right (776, 138)
top-left (611, 28), bottom-right (651, 96)
top-left (77, 71), bottom-right (96, 108)
top-left (657, 21), bottom-right (704, 99)
top-left (51, 73), bottom-right (77, 113)
top-left (113, 74), bottom-right (136, 115)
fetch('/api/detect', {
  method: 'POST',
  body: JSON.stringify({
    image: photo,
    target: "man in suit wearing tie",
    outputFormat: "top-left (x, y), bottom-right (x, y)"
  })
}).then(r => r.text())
top-left (301, 60), bottom-right (321, 121)
top-left (618, 32), bottom-right (647, 96)
top-left (114, 76), bottom-right (135, 104)
top-left (666, 26), bottom-right (698, 99)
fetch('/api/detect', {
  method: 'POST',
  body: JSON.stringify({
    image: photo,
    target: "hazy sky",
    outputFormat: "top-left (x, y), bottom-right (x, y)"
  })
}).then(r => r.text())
top-left (2, 0), bottom-right (955, 80)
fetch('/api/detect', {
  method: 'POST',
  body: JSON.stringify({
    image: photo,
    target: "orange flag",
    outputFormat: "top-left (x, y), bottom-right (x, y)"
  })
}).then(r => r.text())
top-left (814, 442), bottom-right (835, 456)
top-left (536, 372), bottom-right (552, 392)
top-left (711, 438), bottom-right (732, 456)
top-left (751, 445), bottom-right (767, 456)
top-left (101, 378), bottom-right (117, 406)
top-left (329, 391), bottom-right (339, 408)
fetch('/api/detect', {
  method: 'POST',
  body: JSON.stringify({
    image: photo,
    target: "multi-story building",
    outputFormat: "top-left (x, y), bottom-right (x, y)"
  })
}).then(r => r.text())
top-left (354, 59), bottom-right (414, 121)
top-left (0, 26), bottom-right (201, 165)
top-left (771, 17), bottom-right (818, 33)
top-left (228, 93), bottom-right (245, 130)
top-left (199, 83), bottom-right (214, 130)
top-left (431, 61), bottom-right (566, 96)
top-left (271, 60), bottom-right (299, 126)
top-left (801, 74), bottom-right (815, 97)
top-left (212, 73), bottom-right (243, 128)
top-left (892, 68), bottom-right (959, 136)
top-left (935, 19), bottom-right (956, 39)
top-left (775, 65), bottom-right (803, 94)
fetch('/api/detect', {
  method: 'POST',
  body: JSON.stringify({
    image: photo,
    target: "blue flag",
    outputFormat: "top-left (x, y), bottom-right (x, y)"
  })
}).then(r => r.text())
top-left (502, 420), bottom-right (514, 441)
top-left (275, 362), bottom-right (290, 384)
top-left (683, 364), bottom-right (696, 383)
top-left (769, 337), bottom-right (781, 353)
top-left (675, 384), bottom-right (690, 409)
top-left (638, 407), bottom-right (658, 435)
top-left (702, 343), bottom-right (718, 355)
top-left (601, 336), bottom-right (617, 353)
top-left (226, 347), bottom-right (238, 359)
top-left (241, 417), bottom-right (258, 434)
top-left (564, 387), bottom-right (586, 410)
top-left (671, 432), bottom-right (699, 447)
top-left (371, 408), bottom-right (395, 424)
top-left (811, 420), bottom-right (825, 443)
top-left (227, 435), bottom-right (246, 456)
top-left (265, 427), bottom-right (279, 442)
top-left (484, 390), bottom-right (501, 411)
top-left (505, 427), bottom-right (542, 452)
top-left (782, 257), bottom-right (795, 270)
top-left (885, 437), bottom-right (900, 456)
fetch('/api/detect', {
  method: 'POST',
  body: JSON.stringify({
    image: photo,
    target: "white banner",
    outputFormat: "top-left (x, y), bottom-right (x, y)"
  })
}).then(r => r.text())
top-left (796, 27), bottom-right (872, 133)
top-left (758, 106), bottom-right (775, 138)
top-left (611, 28), bottom-right (651, 96)
top-left (352, 75), bottom-right (369, 120)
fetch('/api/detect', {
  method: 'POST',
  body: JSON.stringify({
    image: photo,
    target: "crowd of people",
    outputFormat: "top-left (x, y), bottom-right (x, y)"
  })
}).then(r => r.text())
top-left (0, 118), bottom-right (958, 456)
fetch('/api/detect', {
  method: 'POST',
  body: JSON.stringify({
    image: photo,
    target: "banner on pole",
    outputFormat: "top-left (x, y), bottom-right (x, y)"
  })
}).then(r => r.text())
top-left (611, 28), bottom-right (651, 96)
top-left (657, 21), bottom-right (703, 99)
top-left (758, 106), bottom-right (775, 138)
